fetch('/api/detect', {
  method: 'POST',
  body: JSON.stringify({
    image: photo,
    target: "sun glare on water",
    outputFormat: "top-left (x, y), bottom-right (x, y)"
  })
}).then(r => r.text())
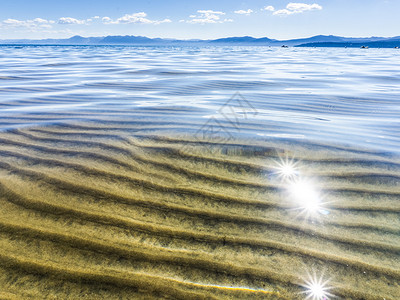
top-left (272, 155), bottom-right (329, 218)
top-left (288, 179), bottom-right (321, 214)
top-left (301, 271), bottom-right (334, 300)
top-left (273, 156), bottom-right (300, 181)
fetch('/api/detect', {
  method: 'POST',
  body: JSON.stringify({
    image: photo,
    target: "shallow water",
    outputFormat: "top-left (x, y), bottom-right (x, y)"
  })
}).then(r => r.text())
top-left (0, 45), bottom-right (399, 153)
top-left (0, 45), bottom-right (399, 299)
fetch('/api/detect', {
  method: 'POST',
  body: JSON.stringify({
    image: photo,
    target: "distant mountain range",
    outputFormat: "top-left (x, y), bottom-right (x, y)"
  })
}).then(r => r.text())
top-left (1, 35), bottom-right (399, 48)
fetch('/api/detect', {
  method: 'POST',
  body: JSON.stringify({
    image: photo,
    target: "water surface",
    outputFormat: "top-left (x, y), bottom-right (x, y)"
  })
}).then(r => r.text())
top-left (0, 45), bottom-right (399, 299)
top-left (0, 45), bottom-right (399, 153)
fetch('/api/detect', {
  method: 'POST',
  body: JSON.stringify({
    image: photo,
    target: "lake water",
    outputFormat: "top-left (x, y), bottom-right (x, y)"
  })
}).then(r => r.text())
top-left (0, 45), bottom-right (399, 154)
top-left (0, 45), bottom-right (399, 299)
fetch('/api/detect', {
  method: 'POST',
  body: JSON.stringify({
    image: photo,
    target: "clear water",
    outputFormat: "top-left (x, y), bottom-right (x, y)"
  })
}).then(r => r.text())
top-left (0, 45), bottom-right (399, 299)
top-left (0, 45), bottom-right (399, 153)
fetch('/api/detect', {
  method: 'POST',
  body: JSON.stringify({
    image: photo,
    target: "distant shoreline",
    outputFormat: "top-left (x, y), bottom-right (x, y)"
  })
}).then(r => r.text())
top-left (1, 43), bottom-right (399, 49)
top-left (0, 34), bottom-right (399, 48)
top-left (296, 41), bottom-right (400, 48)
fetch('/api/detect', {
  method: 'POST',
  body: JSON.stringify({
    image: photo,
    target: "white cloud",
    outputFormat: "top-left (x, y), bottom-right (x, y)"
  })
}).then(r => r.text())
top-left (58, 17), bottom-right (86, 25)
top-left (0, 18), bottom-right (54, 29)
top-left (263, 6), bottom-right (275, 12)
top-left (32, 18), bottom-right (49, 24)
top-left (102, 12), bottom-right (171, 25)
top-left (186, 10), bottom-right (227, 24)
top-left (287, 2), bottom-right (322, 12)
top-left (273, 9), bottom-right (291, 15)
top-left (92, 16), bottom-right (100, 19)
top-left (273, 3), bottom-right (322, 15)
top-left (234, 9), bottom-right (253, 15)
top-left (2, 19), bottom-right (25, 26)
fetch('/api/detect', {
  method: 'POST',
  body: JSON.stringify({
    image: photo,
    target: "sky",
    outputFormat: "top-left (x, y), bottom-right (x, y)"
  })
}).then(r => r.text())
top-left (0, 0), bottom-right (398, 40)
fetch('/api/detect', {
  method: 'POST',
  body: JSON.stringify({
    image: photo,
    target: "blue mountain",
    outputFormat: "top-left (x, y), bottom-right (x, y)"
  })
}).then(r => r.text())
top-left (210, 36), bottom-right (275, 44)
top-left (0, 34), bottom-right (399, 48)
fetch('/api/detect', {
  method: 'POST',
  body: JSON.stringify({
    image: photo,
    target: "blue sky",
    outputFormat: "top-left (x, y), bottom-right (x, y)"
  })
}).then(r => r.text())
top-left (0, 0), bottom-right (398, 39)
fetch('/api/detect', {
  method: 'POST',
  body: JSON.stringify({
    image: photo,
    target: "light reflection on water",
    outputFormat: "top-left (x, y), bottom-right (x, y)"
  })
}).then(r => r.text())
top-left (0, 45), bottom-right (399, 153)
top-left (0, 45), bottom-right (399, 299)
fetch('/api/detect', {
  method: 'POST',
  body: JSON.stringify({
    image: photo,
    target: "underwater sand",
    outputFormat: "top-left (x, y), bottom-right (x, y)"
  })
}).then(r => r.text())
top-left (0, 124), bottom-right (399, 299)
top-left (1, 45), bottom-right (400, 299)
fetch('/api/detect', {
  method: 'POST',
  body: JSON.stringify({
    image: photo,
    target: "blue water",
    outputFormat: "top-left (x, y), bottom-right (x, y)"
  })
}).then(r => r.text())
top-left (0, 45), bottom-right (399, 153)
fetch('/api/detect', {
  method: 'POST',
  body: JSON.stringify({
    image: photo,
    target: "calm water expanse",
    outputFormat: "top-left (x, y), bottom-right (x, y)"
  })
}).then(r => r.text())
top-left (0, 45), bottom-right (399, 153)
top-left (0, 45), bottom-right (399, 299)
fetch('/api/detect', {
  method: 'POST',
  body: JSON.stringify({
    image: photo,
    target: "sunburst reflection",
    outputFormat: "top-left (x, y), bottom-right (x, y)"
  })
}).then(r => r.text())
top-left (286, 177), bottom-right (331, 220)
top-left (272, 155), bottom-right (330, 219)
top-left (300, 271), bottom-right (335, 300)
top-left (272, 155), bottom-right (300, 182)
top-left (288, 179), bottom-right (321, 213)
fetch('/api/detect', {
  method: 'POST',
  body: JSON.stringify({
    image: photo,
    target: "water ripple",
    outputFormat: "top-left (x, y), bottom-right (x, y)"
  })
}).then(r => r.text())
top-left (0, 45), bottom-right (399, 153)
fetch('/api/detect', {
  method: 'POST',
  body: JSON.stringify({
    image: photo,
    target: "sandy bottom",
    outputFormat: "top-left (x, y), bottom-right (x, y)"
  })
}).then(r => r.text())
top-left (0, 124), bottom-right (399, 299)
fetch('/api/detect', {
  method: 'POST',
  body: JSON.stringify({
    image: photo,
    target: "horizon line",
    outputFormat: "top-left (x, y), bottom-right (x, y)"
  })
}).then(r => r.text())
top-left (1, 33), bottom-right (400, 41)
